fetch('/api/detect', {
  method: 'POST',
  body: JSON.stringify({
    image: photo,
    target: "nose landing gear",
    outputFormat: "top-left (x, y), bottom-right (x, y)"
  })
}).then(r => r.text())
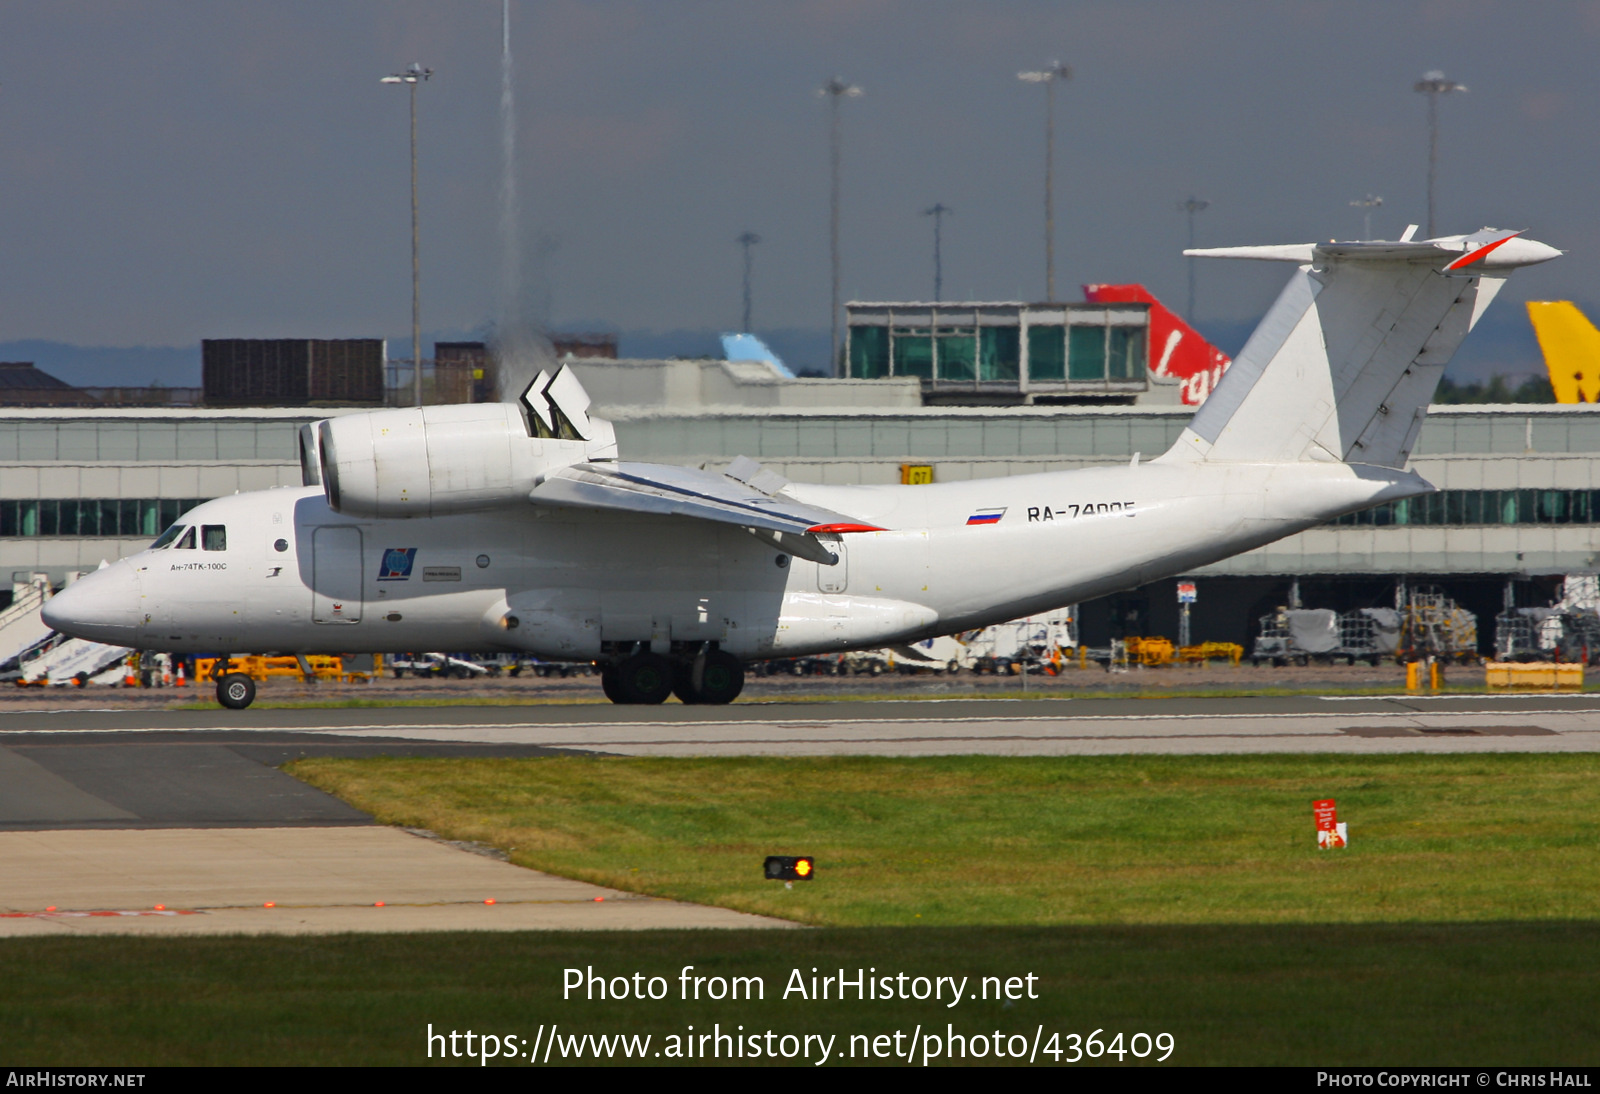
top-left (216, 672), bottom-right (256, 710)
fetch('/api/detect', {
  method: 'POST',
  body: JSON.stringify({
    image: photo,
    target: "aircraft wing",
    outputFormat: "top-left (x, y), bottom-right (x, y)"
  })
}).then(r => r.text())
top-left (528, 457), bottom-right (882, 565)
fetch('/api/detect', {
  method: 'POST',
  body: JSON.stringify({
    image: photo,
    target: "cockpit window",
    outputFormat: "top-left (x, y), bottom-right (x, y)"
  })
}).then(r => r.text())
top-left (174, 527), bottom-right (196, 550)
top-left (150, 524), bottom-right (186, 550)
top-left (202, 525), bottom-right (227, 551)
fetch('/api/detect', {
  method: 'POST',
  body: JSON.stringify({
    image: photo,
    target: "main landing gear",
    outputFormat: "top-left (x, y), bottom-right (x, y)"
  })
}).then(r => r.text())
top-left (601, 649), bottom-right (746, 705)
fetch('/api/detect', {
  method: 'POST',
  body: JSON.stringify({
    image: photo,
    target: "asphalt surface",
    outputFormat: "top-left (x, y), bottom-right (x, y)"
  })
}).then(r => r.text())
top-left (3, 693), bottom-right (1596, 934)
top-left (11, 691), bottom-right (1600, 729)
top-left (0, 725), bottom-right (777, 934)
top-left (0, 732), bottom-right (577, 831)
top-left (2, 693), bottom-right (1599, 831)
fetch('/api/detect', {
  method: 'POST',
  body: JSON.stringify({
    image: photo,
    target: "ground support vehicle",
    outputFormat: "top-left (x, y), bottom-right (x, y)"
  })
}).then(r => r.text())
top-left (1254, 605), bottom-right (1415, 666)
top-left (523, 658), bottom-right (598, 678)
top-left (886, 634), bottom-right (972, 675)
top-left (1176, 641), bottom-right (1244, 665)
top-left (196, 654), bottom-right (380, 684)
top-left (842, 651), bottom-right (890, 675)
top-left (389, 652), bottom-right (489, 679)
top-left (1400, 588), bottom-right (1479, 665)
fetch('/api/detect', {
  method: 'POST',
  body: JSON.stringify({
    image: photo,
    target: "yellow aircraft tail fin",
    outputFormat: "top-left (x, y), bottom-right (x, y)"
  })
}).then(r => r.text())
top-left (1527, 301), bottom-right (1600, 403)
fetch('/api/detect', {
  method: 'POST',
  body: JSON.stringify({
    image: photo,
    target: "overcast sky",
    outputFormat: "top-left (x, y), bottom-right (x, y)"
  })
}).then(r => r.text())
top-left (1, 0), bottom-right (1596, 374)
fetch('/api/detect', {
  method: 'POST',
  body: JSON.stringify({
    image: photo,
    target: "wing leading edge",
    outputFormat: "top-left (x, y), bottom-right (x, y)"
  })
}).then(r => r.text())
top-left (529, 456), bottom-right (882, 565)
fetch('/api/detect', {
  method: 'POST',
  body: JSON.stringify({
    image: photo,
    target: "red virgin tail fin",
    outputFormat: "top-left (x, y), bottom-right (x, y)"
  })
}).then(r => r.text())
top-left (1082, 283), bottom-right (1231, 406)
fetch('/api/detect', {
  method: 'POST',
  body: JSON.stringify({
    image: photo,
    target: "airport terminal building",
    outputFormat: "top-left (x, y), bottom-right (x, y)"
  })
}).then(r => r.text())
top-left (2, 362), bottom-right (1595, 651)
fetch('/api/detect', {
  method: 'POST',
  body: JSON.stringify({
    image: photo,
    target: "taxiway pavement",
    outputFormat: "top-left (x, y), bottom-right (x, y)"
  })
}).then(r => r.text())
top-left (6, 694), bottom-right (1595, 936)
top-left (7, 694), bottom-right (1598, 757)
top-left (0, 726), bottom-right (781, 936)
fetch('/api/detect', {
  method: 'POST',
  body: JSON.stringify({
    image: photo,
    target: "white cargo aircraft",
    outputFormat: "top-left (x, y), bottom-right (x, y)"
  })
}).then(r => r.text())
top-left (45, 229), bottom-right (1559, 708)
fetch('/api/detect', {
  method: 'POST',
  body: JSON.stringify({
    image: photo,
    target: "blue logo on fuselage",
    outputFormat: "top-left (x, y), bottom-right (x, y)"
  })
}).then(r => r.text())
top-left (378, 547), bottom-right (418, 580)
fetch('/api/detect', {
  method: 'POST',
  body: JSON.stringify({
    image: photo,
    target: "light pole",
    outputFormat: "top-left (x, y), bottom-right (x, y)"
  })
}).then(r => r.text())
top-left (1350, 194), bottom-right (1383, 240)
top-left (819, 76), bottom-right (862, 376)
top-left (1018, 60), bottom-right (1070, 301)
top-left (1177, 196), bottom-right (1209, 322)
top-left (737, 231), bottom-right (760, 332)
top-left (382, 62), bottom-right (432, 406)
top-left (1413, 70), bottom-right (1466, 238)
top-left (922, 203), bottom-right (952, 302)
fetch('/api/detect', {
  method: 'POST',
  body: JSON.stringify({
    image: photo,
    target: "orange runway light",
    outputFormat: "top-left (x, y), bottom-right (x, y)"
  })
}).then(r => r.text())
top-left (484, 898), bottom-right (496, 905)
top-left (764, 855), bottom-right (817, 881)
top-left (374, 901), bottom-right (385, 907)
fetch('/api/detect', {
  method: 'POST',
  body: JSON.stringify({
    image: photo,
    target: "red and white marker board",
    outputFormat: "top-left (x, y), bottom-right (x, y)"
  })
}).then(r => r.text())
top-left (1314, 798), bottom-right (1348, 848)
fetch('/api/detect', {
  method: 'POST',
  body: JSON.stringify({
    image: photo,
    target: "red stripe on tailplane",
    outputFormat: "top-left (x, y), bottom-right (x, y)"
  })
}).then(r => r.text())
top-left (1444, 232), bottom-right (1523, 271)
top-left (806, 523), bottom-right (886, 534)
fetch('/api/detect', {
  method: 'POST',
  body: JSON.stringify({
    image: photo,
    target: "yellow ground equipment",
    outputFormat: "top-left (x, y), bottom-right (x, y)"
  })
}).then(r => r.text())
top-left (1484, 661), bottom-right (1584, 690)
top-left (1527, 301), bottom-right (1600, 403)
top-left (1402, 587), bottom-right (1479, 664)
top-left (196, 655), bottom-right (380, 685)
top-left (1124, 636), bottom-right (1175, 666)
top-left (1177, 642), bottom-right (1244, 665)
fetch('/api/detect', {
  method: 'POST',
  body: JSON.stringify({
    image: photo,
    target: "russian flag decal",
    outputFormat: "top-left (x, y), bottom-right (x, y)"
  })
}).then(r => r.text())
top-left (966, 508), bottom-right (1006, 526)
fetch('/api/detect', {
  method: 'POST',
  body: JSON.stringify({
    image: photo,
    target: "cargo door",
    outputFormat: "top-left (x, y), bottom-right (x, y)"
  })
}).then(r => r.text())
top-left (312, 526), bottom-right (363, 624)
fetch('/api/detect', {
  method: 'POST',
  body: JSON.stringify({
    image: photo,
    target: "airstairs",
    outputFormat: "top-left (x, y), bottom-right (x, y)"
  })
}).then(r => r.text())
top-left (20, 636), bottom-right (132, 685)
top-left (0, 575), bottom-right (57, 671)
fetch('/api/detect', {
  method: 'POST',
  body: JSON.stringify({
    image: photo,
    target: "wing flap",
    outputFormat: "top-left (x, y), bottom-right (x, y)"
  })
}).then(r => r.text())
top-left (529, 460), bottom-right (883, 564)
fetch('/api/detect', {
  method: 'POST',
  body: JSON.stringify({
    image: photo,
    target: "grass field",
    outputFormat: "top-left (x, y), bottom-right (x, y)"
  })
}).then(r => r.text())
top-left (3, 925), bottom-right (1598, 1065)
top-left (290, 753), bottom-right (1600, 926)
top-left (9, 753), bottom-right (1599, 1066)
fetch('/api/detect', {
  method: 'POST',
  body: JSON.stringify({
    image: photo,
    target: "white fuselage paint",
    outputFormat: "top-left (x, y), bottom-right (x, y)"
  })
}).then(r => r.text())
top-left (58, 456), bottom-right (1425, 660)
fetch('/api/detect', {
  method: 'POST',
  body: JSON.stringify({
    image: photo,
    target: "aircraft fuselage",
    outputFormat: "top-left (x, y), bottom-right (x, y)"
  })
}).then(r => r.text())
top-left (50, 458), bottom-right (1425, 660)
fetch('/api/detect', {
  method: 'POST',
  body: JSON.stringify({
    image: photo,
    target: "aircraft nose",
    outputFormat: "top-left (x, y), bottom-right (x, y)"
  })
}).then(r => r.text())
top-left (41, 564), bottom-right (142, 642)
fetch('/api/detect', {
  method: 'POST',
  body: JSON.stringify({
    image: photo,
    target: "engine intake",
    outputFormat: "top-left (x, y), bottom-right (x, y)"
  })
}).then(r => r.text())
top-left (317, 401), bottom-right (615, 518)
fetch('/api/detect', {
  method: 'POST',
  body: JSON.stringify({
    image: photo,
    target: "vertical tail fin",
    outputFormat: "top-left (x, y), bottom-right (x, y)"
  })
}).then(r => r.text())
top-left (1161, 230), bottom-right (1560, 467)
top-left (1082, 284), bottom-right (1231, 404)
top-left (722, 333), bottom-right (796, 378)
top-left (1526, 301), bottom-right (1600, 403)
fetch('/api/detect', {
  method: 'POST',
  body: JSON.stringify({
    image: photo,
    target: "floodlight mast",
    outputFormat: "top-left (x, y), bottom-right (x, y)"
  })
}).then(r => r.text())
top-left (819, 77), bottom-right (862, 376)
top-left (1350, 194), bottom-right (1383, 241)
top-left (922, 203), bottom-right (952, 302)
top-left (1413, 70), bottom-right (1466, 238)
top-left (1018, 60), bottom-right (1070, 302)
top-left (1177, 196), bottom-right (1209, 322)
top-left (737, 231), bottom-right (760, 332)
top-left (381, 62), bottom-right (432, 406)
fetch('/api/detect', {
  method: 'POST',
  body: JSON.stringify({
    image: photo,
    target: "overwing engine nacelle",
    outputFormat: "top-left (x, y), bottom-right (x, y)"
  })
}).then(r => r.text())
top-left (306, 366), bottom-right (617, 519)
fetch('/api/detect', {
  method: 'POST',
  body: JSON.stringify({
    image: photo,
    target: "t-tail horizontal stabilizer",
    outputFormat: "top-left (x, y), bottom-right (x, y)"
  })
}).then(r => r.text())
top-left (1164, 228), bottom-right (1560, 468)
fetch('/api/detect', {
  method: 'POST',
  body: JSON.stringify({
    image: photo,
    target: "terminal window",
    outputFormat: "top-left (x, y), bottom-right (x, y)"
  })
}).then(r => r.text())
top-left (847, 310), bottom-right (1145, 385)
top-left (0, 498), bottom-right (210, 538)
top-left (1330, 489), bottom-right (1600, 527)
